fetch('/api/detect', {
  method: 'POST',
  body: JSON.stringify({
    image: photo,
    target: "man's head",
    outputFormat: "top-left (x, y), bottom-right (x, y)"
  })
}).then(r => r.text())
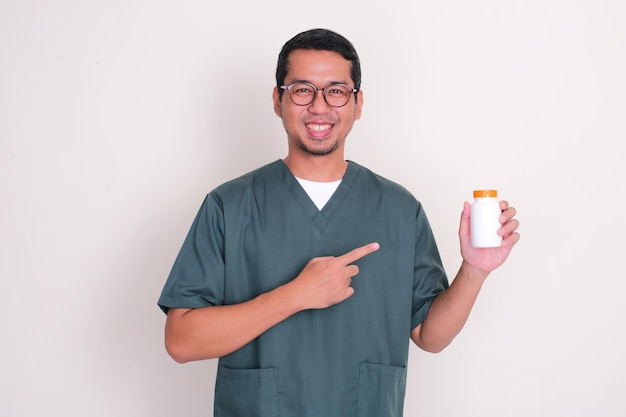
top-left (276, 29), bottom-right (361, 100)
top-left (273, 29), bottom-right (364, 162)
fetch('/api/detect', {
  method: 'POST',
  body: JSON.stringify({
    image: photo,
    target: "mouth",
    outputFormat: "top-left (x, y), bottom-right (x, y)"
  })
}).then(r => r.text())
top-left (306, 123), bottom-right (333, 135)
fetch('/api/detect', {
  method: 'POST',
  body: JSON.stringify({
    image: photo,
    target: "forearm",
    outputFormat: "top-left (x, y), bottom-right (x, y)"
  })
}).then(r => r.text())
top-left (165, 283), bottom-right (302, 362)
top-left (411, 261), bottom-right (488, 353)
top-left (164, 243), bottom-right (379, 363)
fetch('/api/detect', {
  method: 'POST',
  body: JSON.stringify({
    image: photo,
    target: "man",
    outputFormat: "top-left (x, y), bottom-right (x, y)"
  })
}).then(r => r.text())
top-left (158, 28), bottom-right (520, 417)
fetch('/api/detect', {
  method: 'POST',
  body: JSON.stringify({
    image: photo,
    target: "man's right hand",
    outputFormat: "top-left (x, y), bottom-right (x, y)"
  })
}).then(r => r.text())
top-left (286, 242), bottom-right (380, 310)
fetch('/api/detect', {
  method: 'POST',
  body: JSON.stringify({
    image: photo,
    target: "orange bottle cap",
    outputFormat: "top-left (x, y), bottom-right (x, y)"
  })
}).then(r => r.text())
top-left (473, 189), bottom-right (498, 198)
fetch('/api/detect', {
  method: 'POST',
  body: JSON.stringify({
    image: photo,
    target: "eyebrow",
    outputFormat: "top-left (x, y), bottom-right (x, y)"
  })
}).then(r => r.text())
top-left (287, 79), bottom-right (352, 87)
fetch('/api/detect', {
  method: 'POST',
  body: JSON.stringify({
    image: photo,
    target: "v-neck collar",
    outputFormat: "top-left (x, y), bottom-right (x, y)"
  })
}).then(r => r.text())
top-left (274, 160), bottom-right (360, 232)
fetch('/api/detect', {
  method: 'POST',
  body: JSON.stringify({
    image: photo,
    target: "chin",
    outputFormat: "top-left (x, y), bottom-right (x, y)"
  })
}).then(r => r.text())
top-left (296, 138), bottom-right (341, 156)
top-left (302, 144), bottom-right (339, 156)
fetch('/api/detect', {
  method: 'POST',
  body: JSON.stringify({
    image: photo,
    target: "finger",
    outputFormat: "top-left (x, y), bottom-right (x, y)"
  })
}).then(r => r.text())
top-left (501, 231), bottom-right (521, 249)
top-left (499, 206), bottom-right (517, 224)
top-left (344, 264), bottom-right (360, 278)
top-left (499, 218), bottom-right (520, 236)
top-left (336, 242), bottom-right (380, 266)
top-left (459, 201), bottom-right (471, 222)
top-left (459, 201), bottom-right (471, 238)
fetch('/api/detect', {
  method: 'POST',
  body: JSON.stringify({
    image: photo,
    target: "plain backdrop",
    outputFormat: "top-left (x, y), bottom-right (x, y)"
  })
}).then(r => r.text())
top-left (1, 1), bottom-right (625, 416)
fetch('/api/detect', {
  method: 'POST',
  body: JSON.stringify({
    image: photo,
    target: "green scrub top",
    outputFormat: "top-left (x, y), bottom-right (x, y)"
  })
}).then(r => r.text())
top-left (158, 160), bottom-right (449, 417)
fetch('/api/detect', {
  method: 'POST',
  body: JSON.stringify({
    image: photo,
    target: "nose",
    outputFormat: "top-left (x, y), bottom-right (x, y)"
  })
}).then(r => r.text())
top-left (308, 90), bottom-right (332, 114)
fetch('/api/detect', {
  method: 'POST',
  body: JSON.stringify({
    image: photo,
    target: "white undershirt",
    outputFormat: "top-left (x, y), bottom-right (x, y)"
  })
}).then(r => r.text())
top-left (296, 177), bottom-right (342, 210)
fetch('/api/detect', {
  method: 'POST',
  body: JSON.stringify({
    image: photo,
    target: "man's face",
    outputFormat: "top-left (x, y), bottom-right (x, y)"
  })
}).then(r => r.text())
top-left (273, 49), bottom-right (363, 157)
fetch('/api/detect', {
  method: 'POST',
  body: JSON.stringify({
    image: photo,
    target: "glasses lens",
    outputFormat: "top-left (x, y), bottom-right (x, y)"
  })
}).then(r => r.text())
top-left (324, 85), bottom-right (352, 107)
top-left (289, 83), bottom-right (316, 105)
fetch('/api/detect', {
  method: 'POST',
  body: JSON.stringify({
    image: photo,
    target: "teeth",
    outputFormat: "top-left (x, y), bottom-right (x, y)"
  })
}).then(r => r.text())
top-left (306, 124), bottom-right (332, 132)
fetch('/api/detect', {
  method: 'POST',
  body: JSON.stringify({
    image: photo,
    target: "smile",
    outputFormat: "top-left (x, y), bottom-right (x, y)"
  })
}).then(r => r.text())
top-left (306, 123), bottom-right (333, 132)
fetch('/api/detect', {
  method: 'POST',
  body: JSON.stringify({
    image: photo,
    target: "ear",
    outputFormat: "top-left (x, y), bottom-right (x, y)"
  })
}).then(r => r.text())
top-left (354, 89), bottom-right (364, 120)
top-left (272, 87), bottom-right (282, 117)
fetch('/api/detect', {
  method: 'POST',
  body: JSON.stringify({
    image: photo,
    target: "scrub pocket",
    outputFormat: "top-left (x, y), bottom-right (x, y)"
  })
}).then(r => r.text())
top-left (214, 366), bottom-right (278, 417)
top-left (356, 362), bottom-right (407, 417)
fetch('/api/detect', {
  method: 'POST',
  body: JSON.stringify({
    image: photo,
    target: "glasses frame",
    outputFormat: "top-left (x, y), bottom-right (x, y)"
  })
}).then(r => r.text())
top-left (280, 82), bottom-right (358, 108)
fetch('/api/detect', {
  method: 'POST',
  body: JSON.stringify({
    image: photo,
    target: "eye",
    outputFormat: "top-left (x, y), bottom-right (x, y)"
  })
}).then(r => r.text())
top-left (292, 84), bottom-right (314, 95)
top-left (326, 86), bottom-right (349, 96)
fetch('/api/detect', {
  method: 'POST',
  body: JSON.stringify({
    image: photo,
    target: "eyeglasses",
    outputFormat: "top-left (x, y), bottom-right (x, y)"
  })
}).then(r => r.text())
top-left (280, 82), bottom-right (358, 107)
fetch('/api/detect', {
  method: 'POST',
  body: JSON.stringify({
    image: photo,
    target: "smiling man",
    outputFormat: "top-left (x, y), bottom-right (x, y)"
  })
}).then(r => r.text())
top-left (158, 28), bottom-right (520, 417)
top-left (276, 48), bottom-right (362, 162)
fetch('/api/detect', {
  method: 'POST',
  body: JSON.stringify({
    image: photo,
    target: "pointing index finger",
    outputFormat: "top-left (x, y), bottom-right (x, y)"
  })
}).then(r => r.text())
top-left (337, 242), bottom-right (380, 266)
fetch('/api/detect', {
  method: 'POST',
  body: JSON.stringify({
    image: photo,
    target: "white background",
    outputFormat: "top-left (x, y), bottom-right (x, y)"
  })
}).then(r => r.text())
top-left (2, 1), bottom-right (625, 416)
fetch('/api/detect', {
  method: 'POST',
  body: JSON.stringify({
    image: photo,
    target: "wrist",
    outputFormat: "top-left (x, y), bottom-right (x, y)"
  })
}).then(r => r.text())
top-left (273, 280), bottom-right (308, 315)
top-left (460, 260), bottom-right (490, 282)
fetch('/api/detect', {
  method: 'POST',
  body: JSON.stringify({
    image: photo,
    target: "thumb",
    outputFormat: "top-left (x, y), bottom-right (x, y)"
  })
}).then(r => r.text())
top-left (459, 201), bottom-right (471, 240)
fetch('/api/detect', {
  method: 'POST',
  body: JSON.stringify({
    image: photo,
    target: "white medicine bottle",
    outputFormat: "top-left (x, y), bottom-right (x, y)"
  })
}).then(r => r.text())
top-left (470, 190), bottom-right (502, 248)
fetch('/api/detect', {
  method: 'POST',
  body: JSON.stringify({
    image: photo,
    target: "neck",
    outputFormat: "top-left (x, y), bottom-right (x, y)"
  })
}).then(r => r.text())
top-left (283, 153), bottom-right (348, 182)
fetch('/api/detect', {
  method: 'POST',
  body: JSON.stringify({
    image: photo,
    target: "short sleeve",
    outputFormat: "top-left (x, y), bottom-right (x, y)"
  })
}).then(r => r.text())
top-left (410, 202), bottom-right (449, 329)
top-left (157, 193), bottom-right (226, 314)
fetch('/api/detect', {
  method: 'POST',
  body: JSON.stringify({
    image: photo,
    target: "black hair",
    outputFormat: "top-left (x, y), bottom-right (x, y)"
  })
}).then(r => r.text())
top-left (275, 28), bottom-right (361, 99)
